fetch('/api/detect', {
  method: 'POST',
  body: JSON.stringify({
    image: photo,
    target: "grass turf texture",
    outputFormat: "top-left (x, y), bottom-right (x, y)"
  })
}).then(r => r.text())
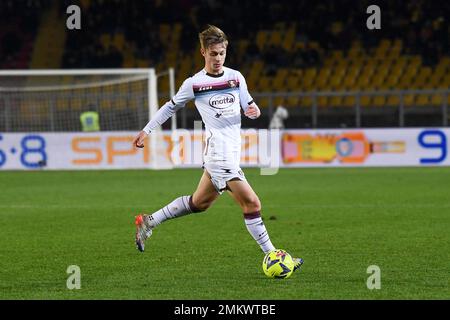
top-left (0, 167), bottom-right (449, 299)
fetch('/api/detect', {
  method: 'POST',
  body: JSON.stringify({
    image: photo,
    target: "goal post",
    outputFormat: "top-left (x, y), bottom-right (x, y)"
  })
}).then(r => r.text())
top-left (0, 68), bottom-right (175, 169)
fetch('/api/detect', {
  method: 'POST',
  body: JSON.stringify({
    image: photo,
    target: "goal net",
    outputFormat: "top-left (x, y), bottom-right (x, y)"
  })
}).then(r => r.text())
top-left (0, 69), bottom-right (176, 169)
top-left (0, 69), bottom-right (160, 132)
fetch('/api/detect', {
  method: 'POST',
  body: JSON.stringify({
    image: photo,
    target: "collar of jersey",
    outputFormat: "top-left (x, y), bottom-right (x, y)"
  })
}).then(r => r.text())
top-left (204, 70), bottom-right (224, 78)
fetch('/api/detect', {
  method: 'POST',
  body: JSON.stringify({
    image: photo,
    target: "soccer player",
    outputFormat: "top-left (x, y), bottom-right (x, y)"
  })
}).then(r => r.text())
top-left (132, 25), bottom-right (303, 272)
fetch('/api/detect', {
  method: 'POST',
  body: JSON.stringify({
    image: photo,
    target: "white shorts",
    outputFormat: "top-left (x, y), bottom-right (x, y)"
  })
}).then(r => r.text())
top-left (202, 161), bottom-right (247, 194)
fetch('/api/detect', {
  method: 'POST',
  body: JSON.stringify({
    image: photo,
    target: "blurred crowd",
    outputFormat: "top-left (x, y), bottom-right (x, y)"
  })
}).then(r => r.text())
top-left (0, 0), bottom-right (50, 68)
top-left (0, 0), bottom-right (448, 70)
top-left (61, 0), bottom-right (449, 69)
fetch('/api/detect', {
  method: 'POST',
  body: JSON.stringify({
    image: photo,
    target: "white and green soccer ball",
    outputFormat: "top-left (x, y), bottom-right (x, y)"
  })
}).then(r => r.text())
top-left (262, 249), bottom-right (295, 279)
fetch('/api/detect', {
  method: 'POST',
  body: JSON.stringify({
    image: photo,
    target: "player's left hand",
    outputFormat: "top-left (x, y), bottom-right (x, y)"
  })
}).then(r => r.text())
top-left (245, 104), bottom-right (261, 119)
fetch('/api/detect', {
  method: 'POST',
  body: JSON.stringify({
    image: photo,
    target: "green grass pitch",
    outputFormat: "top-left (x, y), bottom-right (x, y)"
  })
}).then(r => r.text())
top-left (0, 167), bottom-right (449, 299)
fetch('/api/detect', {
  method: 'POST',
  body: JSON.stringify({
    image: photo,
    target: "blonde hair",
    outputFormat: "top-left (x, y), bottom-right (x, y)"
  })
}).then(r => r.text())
top-left (198, 25), bottom-right (228, 50)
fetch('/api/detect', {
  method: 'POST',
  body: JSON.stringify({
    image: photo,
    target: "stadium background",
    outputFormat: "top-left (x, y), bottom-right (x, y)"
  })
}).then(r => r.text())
top-left (1, 0), bottom-right (449, 130)
top-left (0, 0), bottom-right (449, 300)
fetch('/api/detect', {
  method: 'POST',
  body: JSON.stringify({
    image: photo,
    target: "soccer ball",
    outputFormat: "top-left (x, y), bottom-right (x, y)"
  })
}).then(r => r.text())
top-left (262, 249), bottom-right (295, 279)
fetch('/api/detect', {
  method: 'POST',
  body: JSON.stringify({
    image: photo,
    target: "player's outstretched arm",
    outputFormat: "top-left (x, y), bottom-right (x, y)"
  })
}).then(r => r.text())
top-left (244, 103), bottom-right (261, 119)
top-left (133, 130), bottom-right (147, 149)
top-left (133, 77), bottom-right (194, 149)
top-left (132, 101), bottom-right (180, 149)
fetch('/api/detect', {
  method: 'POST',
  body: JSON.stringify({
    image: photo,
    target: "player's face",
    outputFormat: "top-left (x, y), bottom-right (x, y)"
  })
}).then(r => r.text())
top-left (202, 43), bottom-right (227, 74)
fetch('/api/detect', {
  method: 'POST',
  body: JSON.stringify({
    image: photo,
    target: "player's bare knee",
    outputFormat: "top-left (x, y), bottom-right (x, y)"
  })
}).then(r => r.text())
top-left (190, 196), bottom-right (206, 213)
top-left (244, 197), bottom-right (261, 212)
top-left (190, 197), bottom-right (212, 212)
top-left (195, 201), bottom-right (210, 212)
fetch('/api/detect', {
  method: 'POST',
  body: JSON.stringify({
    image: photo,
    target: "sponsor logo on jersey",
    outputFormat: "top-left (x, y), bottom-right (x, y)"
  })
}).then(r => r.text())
top-left (209, 93), bottom-right (235, 109)
top-left (193, 80), bottom-right (240, 95)
top-left (198, 85), bottom-right (213, 92)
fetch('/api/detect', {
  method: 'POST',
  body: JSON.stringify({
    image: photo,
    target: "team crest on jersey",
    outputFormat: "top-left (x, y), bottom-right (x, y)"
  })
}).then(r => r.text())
top-left (228, 80), bottom-right (237, 88)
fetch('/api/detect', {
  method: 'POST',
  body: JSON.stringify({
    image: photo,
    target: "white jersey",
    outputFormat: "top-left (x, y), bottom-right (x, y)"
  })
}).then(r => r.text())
top-left (143, 66), bottom-right (254, 164)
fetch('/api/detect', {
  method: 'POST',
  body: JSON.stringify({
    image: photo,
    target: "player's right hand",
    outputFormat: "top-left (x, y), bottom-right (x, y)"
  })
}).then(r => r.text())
top-left (133, 131), bottom-right (147, 149)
